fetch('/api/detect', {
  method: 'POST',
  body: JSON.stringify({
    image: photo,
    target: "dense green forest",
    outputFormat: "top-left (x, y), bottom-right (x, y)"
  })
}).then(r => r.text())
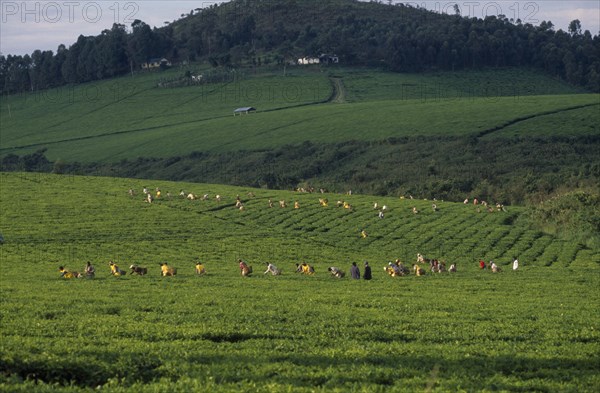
top-left (1, 0), bottom-right (599, 93)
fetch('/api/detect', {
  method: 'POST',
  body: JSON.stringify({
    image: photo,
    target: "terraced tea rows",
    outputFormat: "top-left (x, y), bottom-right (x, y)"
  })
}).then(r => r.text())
top-left (3, 173), bottom-right (595, 272)
top-left (1, 173), bottom-right (599, 392)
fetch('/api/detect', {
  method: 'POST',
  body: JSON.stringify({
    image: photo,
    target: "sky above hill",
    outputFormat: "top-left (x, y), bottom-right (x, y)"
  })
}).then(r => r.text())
top-left (1, 0), bottom-right (599, 56)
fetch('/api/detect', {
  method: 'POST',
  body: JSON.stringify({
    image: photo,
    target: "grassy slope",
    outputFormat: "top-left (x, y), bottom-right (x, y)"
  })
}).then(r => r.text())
top-left (0, 173), bottom-right (598, 392)
top-left (1, 67), bottom-right (597, 162)
top-left (9, 93), bottom-right (597, 162)
top-left (0, 67), bottom-right (331, 154)
top-left (341, 67), bottom-right (589, 102)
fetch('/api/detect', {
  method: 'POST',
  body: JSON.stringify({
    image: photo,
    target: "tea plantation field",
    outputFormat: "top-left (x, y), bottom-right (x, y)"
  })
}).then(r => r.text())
top-left (1, 67), bottom-right (597, 162)
top-left (1, 172), bottom-right (598, 392)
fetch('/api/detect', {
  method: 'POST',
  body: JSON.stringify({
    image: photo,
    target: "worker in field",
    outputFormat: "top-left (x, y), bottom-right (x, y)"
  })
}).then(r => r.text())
top-left (129, 265), bottom-right (148, 275)
top-left (350, 262), bottom-right (360, 279)
top-left (386, 262), bottom-right (402, 276)
top-left (160, 262), bottom-right (177, 276)
top-left (512, 257), bottom-right (519, 271)
top-left (109, 261), bottom-right (125, 276)
top-left (363, 261), bottom-right (372, 280)
top-left (361, 229), bottom-right (368, 238)
top-left (59, 266), bottom-right (81, 279)
top-left (328, 266), bottom-right (345, 278)
top-left (306, 263), bottom-right (315, 275)
top-left (84, 261), bottom-right (95, 278)
top-left (437, 260), bottom-right (447, 272)
top-left (195, 261), bottom-right (206, 276)
top-left (395, 259), bottom-right (409, 275)
top-left (433, 261), bottom-right (445, 273)
top-left (302, 262), bottom-right (315, 275)
top-left (264, 262), bottom-right (282, 276)
top-left (490, 261), bottom-right (501, 273)
top-left (413, 264), bottom-right (426, 276)
top-left (239, 259), bottom-right (252, 277)
top-left (479, 260), bottom-right (486, 269)
top-left (296, 262), bottom-right (315, 275)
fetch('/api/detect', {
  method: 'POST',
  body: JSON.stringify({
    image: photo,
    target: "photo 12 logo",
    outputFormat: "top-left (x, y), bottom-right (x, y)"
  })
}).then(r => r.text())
top-left (1, 1), bottom-right (140, 24)
top-left (400, 1), bottom-right (539, 24)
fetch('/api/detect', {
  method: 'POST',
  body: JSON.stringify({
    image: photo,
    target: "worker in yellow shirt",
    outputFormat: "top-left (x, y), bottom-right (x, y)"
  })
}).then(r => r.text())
top-left (59, 266), bottom-right (81, 279)
top-left (109, 261), bottom-right (125, 276)
top-left (296, 262), bottom-right (315, 275)
top-left (195, 261), bottom-right (206, 275)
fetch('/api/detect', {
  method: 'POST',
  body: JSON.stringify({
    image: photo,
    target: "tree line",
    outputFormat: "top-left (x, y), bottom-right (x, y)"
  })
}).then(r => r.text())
top-left (1, 0), bottom-right (599, 94)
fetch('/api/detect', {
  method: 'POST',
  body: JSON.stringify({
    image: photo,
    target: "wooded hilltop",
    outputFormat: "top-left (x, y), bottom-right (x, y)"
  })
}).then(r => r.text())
top-left (2, 0), bottom-right (599, 93)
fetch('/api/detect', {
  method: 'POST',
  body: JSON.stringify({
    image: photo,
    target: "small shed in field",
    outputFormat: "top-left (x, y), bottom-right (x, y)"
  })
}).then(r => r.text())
top-left (233, 107), bottom-right (256, 116)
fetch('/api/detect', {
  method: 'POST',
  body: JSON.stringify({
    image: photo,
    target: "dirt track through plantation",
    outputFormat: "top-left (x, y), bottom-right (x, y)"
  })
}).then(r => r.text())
top-left (329, 77), bottom-right (347, 103)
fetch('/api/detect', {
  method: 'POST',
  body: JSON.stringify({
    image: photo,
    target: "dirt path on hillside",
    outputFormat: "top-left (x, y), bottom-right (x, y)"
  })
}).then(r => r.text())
top-left (329, 77), bottom-right (347, 103)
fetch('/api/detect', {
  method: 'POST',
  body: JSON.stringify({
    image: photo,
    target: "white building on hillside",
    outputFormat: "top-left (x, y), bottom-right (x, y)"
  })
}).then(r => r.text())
top-left (297, 56), bottom-right (321, 65)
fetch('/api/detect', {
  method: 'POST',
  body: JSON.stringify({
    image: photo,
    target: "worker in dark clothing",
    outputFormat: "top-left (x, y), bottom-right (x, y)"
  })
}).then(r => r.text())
top-left (350, 262), bottom-right (360, 279)
top-left (363, 261), bottom-right (372, 280)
